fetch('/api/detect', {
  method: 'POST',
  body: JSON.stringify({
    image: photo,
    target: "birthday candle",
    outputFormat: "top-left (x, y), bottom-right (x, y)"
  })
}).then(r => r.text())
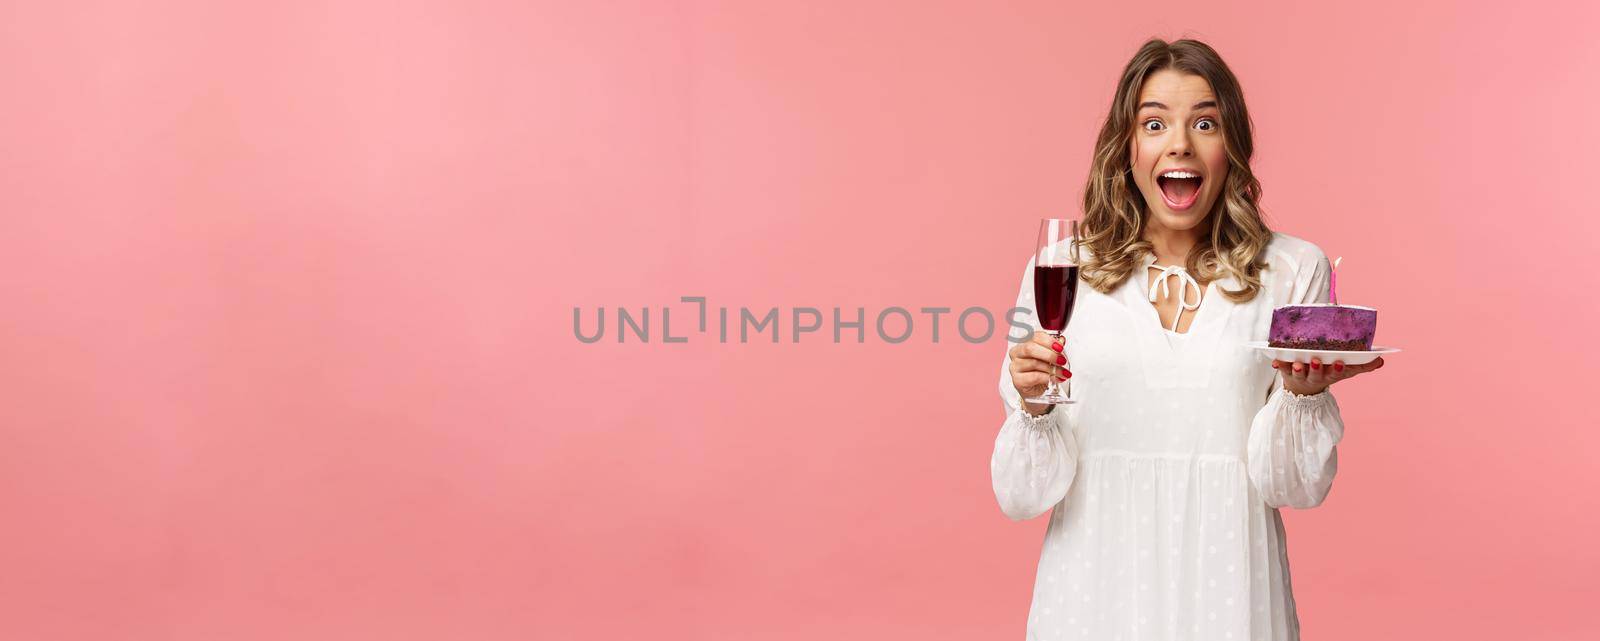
top-left (1330, 256), bottom-right (1342, 305)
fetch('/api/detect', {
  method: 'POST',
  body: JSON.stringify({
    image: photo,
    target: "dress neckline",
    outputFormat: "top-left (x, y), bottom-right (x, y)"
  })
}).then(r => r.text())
top-left (1114, 253), bottom-right (1240, 390)
top-left (1141, 258), bottom-right (1213, 336)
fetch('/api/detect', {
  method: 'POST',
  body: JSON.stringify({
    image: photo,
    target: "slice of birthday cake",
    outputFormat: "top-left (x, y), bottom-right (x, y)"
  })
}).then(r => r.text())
top-left (1268, 303), bottom-right (1377, 351)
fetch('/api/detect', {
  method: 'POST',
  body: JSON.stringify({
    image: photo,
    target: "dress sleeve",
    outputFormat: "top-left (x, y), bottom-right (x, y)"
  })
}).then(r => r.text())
top-left (1246, 250), bottom-right (1346, 509)
top-left (990, 255), bottom-right (1080, 521)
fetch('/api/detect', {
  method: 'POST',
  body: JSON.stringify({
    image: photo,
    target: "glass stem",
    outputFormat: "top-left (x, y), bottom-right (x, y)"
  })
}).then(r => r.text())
top-left (1047, 331), bottom-right (1064, 399)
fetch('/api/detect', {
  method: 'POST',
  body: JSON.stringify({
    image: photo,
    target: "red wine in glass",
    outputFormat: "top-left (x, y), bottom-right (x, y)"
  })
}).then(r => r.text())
top-left (1026, 218), bottom-right (1080, 405)
top-left (1034, 265), bottom-right (1080, 333)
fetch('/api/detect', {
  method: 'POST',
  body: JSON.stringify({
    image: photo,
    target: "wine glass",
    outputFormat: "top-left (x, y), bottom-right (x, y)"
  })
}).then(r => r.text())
top-left (1026, 218), bottom-right (1080, 405)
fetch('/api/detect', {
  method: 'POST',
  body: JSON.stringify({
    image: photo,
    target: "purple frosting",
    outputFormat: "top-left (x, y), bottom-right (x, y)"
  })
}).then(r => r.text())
top-left (1269, 304), bottom-right (1377, 350)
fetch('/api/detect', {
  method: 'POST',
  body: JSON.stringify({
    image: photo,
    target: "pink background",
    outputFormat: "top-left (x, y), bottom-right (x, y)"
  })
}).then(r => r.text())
top-left (1, 1), bottom-right (1596, 639)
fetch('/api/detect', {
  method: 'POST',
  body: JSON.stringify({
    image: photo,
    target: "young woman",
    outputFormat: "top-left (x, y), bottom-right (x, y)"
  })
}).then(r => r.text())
top-left (990, 39), bottom-right (1386, 640)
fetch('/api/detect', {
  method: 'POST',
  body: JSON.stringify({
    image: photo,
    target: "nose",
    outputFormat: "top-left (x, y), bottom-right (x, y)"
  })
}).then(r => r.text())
top-left (1166, 129), bottom-right (1193, 158)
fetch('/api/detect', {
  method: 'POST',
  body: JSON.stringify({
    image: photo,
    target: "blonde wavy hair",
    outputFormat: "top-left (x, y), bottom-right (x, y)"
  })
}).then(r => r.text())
top-left (1074, 38), bottom-right (1272, 303)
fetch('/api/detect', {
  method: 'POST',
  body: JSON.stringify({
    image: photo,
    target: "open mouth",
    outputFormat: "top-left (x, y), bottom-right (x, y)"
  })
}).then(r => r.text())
top-left (1156, 169), bottom-right (1204, 211)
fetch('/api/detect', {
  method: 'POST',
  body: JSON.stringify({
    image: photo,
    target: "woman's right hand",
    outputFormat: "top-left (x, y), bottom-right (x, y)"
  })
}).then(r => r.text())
top-left (1009, 330), bottom-right (1071, 416)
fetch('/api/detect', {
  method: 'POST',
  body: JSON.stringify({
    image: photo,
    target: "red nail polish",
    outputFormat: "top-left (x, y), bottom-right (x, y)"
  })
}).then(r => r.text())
top-left (1057, 355), bottom-right (1066, 365)
top-left (1063, 370), bottom-right (1072, 379)
top-left (1311, 362), bottom-right (1320, 370)
top-left (1052, 343), bottom-right (1063, 353)
top-left (1334, 363), bottom-right (1345, 372)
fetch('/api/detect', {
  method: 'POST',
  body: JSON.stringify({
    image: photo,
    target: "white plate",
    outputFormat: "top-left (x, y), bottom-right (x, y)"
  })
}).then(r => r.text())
top-left (1246, 341), bottom-right (1400, 366)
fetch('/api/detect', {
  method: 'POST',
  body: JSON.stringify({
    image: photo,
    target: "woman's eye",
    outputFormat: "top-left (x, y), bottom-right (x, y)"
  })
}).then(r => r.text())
top-left (1195, 118), bottom-right (1217, 132)
top-left (1143, 120), bottom-right (1164, 132)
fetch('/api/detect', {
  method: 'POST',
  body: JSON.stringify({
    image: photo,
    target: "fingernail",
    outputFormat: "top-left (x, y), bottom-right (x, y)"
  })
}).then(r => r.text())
top-left (1052, 343), bottom-right (1063, 353)
top-left (1293, 363), bottom-right (1303, 372)
top-left (1063, 370), bottom-right (1072, 379)
top-left (1057, 355), bottom-right (1067, 365)
top-left (1334, 363), bottom-right (1344, 372)
top-left (1311, 362), bottom-right (1320, 370)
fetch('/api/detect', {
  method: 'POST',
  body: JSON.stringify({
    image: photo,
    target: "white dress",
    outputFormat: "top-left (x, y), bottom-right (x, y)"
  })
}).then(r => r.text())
top-left (991, 232), bottom-right (1345, 641)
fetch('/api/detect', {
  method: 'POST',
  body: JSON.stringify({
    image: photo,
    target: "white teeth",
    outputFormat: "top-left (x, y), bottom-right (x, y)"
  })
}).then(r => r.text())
top-left (1160, 170), bottom-right (1200, 179)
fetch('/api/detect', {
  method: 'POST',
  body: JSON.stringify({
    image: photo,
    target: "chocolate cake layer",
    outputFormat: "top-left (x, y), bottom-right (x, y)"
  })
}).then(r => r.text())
top-left (1267, 337), bottom-right (1371, 351)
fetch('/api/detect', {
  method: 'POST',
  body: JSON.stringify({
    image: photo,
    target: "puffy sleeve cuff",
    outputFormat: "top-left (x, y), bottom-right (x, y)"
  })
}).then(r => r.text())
top-left (1246, 387), bottom-right (1344, 509)
top-left (990, 405), bottom-right (1079, 521)
top-left (1018, 405), bottom-right (1061, 431)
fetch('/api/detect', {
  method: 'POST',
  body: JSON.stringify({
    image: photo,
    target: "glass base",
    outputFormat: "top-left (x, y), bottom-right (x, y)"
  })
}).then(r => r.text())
top-left (1024, 392), bottom-right (1076, 405)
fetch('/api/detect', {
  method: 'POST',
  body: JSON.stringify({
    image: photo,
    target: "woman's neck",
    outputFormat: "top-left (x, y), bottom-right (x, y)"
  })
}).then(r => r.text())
top-left (1143, 223), bottom-right (1205, 266)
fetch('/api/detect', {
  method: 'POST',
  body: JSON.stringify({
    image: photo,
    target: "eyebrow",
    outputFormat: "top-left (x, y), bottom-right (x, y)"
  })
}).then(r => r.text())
top-left (1138, 100), bottom-right (1218, 111)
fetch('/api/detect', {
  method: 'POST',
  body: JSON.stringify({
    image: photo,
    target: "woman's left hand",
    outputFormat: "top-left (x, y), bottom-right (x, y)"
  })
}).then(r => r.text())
top-left (1271, 357), bottom-right (1385, 396)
